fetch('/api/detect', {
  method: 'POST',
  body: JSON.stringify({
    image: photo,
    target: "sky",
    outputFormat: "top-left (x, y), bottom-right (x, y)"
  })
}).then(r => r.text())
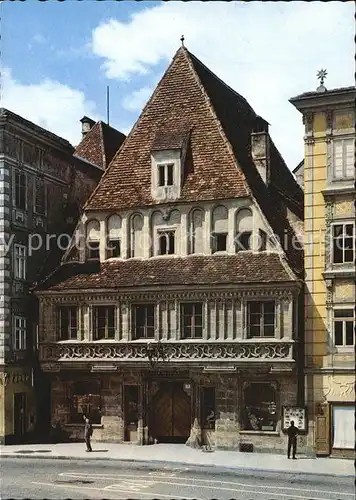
top-left (1, 1), bottom-right (354, 169)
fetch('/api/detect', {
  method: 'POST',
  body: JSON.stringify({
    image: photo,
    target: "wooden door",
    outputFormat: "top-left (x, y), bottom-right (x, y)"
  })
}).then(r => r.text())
top-left (152, 383), bottom-right (191, 443)
top-left (315, 404), bottom-right (330, 456)
top-left (14, 392), bottom-right (26, 441)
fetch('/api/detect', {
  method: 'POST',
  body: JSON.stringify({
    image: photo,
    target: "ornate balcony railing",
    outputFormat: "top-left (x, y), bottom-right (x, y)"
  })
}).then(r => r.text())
top-left (39, 340), bottom-right (294, 365)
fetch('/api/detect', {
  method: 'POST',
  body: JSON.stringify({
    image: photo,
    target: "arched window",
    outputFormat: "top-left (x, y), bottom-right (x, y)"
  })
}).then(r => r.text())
top-left (106, 214), bottom-right (122, 258)
top-left (212, 205), bottom-right (228, 253)
top-left (86, 220), bottom-right (100, 260)
top-left (189, 208), bottom-right (204, 254)
top-left (158, 230), bottom-right (175, 255)
top-left (130, 214), bottom-right (144, 258)
top-left (235, 208), bottom-right (253, 251)
top-left (243, 382), bottom-right (277, 431)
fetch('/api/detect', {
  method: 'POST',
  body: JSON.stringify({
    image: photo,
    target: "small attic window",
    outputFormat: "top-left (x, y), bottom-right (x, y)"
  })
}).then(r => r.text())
top-left (158, 163), bottom-right (174, 187)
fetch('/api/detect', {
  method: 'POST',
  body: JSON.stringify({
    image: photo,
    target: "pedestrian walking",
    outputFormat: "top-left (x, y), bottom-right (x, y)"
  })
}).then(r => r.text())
top-left (287, 420), bottom-right (298, 459)
top-left (84, 416), bottom-right (93, 452)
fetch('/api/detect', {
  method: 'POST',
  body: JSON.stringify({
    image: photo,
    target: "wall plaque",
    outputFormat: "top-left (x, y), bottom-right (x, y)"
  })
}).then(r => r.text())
top-left (282, 406), bottom-right (307, 432)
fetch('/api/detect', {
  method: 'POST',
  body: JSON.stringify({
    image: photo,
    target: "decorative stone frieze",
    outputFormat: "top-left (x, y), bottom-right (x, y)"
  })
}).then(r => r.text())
top-left (44, 287), bottom-right (297, 305)
top-left (39, 340), bottom-right (294, 364)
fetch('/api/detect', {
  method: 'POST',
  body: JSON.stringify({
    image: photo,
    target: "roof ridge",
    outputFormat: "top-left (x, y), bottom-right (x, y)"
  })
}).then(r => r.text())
top-left (187, 51), bottom-right (256, 115)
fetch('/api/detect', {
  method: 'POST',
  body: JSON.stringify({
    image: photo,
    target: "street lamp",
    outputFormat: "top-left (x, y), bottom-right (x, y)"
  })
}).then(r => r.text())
top-left (144, 341), bottom-right (166, 368)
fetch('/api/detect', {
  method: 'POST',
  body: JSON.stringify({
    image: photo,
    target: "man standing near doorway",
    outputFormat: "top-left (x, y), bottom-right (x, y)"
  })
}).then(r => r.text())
top-left (287, 420), bottom-right (298, 459)
top-left (84, 416), bottom-right (93, 452)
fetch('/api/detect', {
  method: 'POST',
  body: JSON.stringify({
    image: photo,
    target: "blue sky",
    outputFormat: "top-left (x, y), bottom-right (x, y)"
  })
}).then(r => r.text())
top-left (1, 1), bottom-right (354, 168)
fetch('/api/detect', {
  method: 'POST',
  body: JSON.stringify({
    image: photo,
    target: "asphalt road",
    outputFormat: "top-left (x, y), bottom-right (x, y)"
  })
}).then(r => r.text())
top-left (1, 458), bottom-right (354, 500)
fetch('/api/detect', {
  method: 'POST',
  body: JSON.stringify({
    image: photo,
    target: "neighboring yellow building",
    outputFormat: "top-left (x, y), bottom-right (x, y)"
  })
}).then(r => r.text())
top-left (290, 82), bottom-right (355, 458)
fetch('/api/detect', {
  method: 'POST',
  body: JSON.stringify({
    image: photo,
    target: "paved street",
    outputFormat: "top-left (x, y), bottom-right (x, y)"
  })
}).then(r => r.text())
top-left (1, 458), bottom-right (354, 500)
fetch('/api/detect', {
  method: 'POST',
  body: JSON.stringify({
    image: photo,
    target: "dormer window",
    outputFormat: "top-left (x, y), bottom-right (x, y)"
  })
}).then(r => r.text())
top-left (158, 230), bottom-right (175, 255)
top-left (151, 129), bottom-right (190, 202)
top-left (158, 163), bottom-right (174, 187)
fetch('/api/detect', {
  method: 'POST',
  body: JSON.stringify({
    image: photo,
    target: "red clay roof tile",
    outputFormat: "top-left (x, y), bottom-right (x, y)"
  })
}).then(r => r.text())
top-left (74, 121), bottom-right (126, 169)
top-left (37, 253), bottom-right (296, 292)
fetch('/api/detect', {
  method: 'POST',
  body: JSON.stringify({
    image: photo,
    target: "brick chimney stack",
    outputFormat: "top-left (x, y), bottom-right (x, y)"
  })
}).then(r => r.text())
top-left (251, 116), bottom-right (270, 185)
top-left (80, 116), bottom-right (96, 138)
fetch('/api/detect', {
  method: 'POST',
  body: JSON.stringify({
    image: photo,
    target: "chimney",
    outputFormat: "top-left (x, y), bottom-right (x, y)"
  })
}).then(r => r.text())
top-left (251, 116), bottom-right (270, 185)
top-left (80, 116), bottom-right (96, 138)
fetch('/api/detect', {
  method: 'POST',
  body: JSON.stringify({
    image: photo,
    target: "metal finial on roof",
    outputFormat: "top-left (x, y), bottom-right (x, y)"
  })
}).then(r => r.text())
top-left (180, 35), bottom-right (185, 47)
top-left (317, 69), bottom-right (327, 85)
top-left (316, 69), bottom-right (327, 92)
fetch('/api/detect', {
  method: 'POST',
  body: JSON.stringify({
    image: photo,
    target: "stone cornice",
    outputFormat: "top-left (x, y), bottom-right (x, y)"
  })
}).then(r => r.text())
top-left (38, 287), bottom-right (298, 305)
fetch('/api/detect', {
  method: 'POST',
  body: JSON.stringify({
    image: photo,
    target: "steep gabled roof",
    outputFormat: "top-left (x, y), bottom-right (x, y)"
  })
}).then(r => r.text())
top-left (84, 47), bottom-right (251, 211)
top-left (82, 47), bottom-right (303, 273)
top-left (74, 121), bottom-right (126, 169)
top-left (36, 253), bottom-right (297, 292)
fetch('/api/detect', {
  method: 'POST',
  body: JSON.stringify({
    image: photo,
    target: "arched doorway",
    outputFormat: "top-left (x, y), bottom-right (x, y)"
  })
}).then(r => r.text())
top-left (151, 382), bottom-right (191, 443)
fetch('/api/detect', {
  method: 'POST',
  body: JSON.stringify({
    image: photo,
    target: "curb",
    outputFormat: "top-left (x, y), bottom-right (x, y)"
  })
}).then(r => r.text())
top-left (0, 453), bottom-right (354, 478)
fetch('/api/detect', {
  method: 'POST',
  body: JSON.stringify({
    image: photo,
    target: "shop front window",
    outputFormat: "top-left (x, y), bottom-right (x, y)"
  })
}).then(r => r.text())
top-left (71, 381), bottom-right (101, 424)
top-left (243, 383), bottom-right (277, 431)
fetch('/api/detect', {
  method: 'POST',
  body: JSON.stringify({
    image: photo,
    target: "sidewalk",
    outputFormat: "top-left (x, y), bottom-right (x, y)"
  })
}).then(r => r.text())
top-left (0, 442), bottom-right (353, 477)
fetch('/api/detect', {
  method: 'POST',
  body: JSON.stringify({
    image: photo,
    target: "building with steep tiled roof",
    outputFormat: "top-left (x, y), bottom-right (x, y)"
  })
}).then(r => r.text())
top-left (0, 108), bottom-right (104, 444)
top-left (290, 83), bottom-right (355, 458)
top-left (35, 47), bottom-right (307, 454)
top-left (74, 117), bottom-right (126, 170)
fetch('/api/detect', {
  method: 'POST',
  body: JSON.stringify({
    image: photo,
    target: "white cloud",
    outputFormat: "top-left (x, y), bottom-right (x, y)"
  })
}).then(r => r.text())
top-left (1, 68), bottom-right (99, 147)
top-left (33, 34), bottom-right (46, 44)
top-left (122, 85), bottom-right (153, 112)
top-left (91, 1), bottom-right (354, 167)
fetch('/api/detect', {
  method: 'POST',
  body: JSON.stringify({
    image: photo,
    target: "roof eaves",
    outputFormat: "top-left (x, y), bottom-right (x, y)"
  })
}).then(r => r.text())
top-left (98, 121), bottom-right (107, 169)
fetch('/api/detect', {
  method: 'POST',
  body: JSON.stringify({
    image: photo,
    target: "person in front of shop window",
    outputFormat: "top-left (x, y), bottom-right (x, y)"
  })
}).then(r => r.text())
top-left (287, 420), bottom-right (298, 459)
top-left (83, 415), bottom-right (93, 452)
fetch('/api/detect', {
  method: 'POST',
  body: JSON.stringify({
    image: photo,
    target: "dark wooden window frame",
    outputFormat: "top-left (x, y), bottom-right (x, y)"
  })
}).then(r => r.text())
top-left (181, 302), bottom-right (203, 339)
top-left (247, 301), bottom-right (275, 338)
top-left (92, 305), bottom-right (115, 340)
top-left (133, 304), bottom-right (155, 339)
top-left (59, 306), bottom-right (78, 341)
top-left (332, 223), bottom-right (355, 264)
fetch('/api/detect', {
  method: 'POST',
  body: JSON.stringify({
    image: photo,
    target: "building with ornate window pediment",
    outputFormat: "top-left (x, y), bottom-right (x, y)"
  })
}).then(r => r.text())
top-left (35, 47), bottom-right (306, 453)
top-left (0, 109), bottom-right (125, 444)
top-left (290, 85), bottom-right (355, 458)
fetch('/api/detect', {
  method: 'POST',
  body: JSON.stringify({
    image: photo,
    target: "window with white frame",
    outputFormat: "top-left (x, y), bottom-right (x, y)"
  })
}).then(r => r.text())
top-left (332, 223), bottom-right (355, 264)
top-left (247, 301), bottom-right (275, 338)
top-left (334, 309), bottom-right (355, 347)
top-left (14, 170), bottom-right (26, 209)
top-left (14, 244), bottom-right (26, 280)
top-left (14, 316), bottom-right (27, 350)
top-left (333, 138), bottom-right (354, 180)
top-left (158, 163), bottom-right (174, 187)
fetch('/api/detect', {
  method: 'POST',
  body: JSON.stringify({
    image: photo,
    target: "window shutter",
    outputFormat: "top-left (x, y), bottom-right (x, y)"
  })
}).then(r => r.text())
top-left (333, 141), bottom-right (343, 178)
top-left (345, 139), bottom-right (354, 178)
